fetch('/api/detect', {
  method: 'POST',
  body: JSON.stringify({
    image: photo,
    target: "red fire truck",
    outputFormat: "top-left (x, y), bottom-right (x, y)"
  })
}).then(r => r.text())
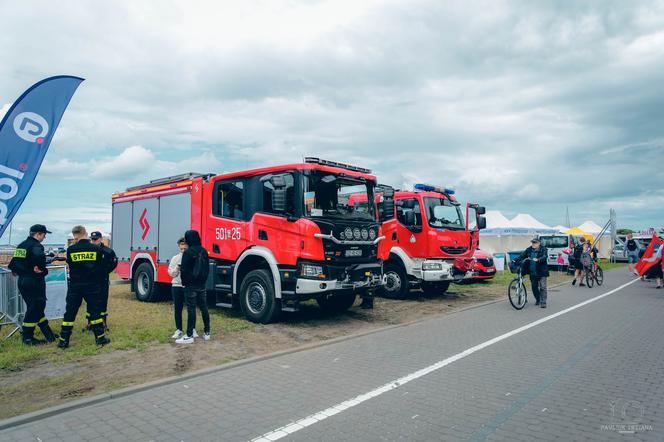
top-left (380, 184), bottom-right (486, 298)
top-left (111, 158), bottom-right (395, 323)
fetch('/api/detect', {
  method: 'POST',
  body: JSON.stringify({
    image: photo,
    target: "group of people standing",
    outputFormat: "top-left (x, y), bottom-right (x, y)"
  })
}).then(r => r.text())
top-left (8, 224), bottom-right (117, 347)
top-left (568, 237), bottom-right (598, 287)
top-left (167, 230), bottom-right (211, 344)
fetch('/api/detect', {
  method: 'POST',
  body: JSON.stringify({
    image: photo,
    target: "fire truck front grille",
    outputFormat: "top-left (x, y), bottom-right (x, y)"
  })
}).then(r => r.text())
top-left (441, 246), bottom-right (468, 255)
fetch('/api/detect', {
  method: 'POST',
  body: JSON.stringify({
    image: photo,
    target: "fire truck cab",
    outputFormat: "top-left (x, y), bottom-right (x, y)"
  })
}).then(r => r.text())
top-left (111, 158), bottom-right (395, 323)
top-left (381, 184), bottom-right (486, 298)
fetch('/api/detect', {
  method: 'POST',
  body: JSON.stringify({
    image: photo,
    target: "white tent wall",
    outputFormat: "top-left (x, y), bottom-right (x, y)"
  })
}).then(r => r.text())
top-left (478, 235), bottom-right (534, 256)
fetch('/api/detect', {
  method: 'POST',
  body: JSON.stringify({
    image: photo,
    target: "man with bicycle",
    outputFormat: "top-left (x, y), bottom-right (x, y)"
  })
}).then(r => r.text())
top-left (514, 236), bottom-right (550, 308)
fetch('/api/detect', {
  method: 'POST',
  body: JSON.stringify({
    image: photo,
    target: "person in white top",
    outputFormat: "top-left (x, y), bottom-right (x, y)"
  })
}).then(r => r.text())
top-left (168, 237), bottom-right (199, 339)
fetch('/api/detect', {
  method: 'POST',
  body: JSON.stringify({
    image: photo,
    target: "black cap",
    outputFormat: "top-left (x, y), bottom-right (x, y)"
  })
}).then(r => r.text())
top-left (531, 236), bottom-right (540, 243)
top-left (30, 224), bottom-right (52, 234)
top-left (90, 231), bottom-right (103, 240)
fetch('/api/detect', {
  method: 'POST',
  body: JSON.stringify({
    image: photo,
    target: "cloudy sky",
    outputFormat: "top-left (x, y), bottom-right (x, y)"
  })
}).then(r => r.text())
top-left (1, 0), bottom-right (663, 242)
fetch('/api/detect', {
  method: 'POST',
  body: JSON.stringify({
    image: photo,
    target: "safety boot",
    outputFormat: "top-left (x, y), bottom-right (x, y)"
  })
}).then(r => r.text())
top-left (21, 327), bottom-right (47, 346)
top-left (38, 322), bottom-right (59, 343)
top-left (58, 329), bottom-right (71, 349)
top-left (92, 323), bottom-right (111, 346)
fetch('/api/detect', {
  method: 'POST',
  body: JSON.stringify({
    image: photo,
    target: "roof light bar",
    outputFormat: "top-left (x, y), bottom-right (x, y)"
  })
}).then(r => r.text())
top-left (125, 173), bottom-right (208, 192)
top-left (414, 183), bottom-right (455, 195)
top-left (304, 157), bottom-right (372, 174)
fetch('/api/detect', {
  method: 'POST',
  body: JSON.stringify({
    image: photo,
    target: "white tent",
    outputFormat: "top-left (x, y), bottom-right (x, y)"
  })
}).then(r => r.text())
top-left (510, 213), bottom-right (553, 230)
top-left (484, 210), bottom-right (513, 229)
top-left (578, 220), bottom-right (604, 234)
top-left (551, 225), bottom-right (569, 233)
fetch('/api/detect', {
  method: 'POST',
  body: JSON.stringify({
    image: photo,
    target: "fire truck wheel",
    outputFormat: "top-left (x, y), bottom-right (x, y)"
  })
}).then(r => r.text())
top-left (421, 281), bottom-right (451, 297)
top-left (239, 269), bottom-right (281, 324)
top-left (133, 262), bottom-right (159, 302)
top-left (316, 291), bottom-right (356, 314)
top-left (379, 262), bottom-right (409, 299)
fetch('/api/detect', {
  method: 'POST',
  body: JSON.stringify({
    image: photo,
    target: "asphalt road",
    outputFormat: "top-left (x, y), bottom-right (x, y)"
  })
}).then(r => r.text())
top-left (1, 268), bottom-right (662, 442)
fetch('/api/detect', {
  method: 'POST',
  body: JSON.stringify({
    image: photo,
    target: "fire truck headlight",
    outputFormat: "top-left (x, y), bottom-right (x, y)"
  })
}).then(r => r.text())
top-left (300, 263), bottom-right (326, 279)
top-left (361, 228), bottom-right (369, 240)
top-left (353, 228), bottom-right (361, 240)
top-left (344, 227), bottom-right (353, 239)
top-left (369, 229), bottom-right (377, 240)
top-left (422, 262), bottom-right (443, 271)
top-left (339, 231), bottom-right (346, 240)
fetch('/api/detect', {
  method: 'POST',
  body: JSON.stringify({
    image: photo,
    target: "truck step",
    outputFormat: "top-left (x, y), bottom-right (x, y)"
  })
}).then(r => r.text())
top-left (215, 302), bottom-right (233, 308)
top-left (215, 283), bottom-right (232, 291)
top-left (281, 305), bottom-right (299, 312)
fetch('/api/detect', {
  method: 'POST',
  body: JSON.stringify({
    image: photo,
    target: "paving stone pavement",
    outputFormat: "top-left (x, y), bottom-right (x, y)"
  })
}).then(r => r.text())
top-left (1, 269), bottom-right (662, 441)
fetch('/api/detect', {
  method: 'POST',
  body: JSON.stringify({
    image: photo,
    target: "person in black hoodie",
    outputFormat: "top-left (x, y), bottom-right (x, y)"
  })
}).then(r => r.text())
top-left (176, 230), bottom-right (211, 344)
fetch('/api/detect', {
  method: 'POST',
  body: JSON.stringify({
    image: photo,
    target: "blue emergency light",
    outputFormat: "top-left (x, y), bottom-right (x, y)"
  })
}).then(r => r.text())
top-left (414, 183), bottom-right (455, 195)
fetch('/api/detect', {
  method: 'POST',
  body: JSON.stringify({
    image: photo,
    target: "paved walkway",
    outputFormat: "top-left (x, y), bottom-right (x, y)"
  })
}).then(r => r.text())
top-left (1, 269), bottom-right (662, 441)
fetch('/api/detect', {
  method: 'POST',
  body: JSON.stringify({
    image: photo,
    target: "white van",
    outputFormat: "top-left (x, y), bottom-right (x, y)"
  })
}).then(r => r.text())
top-left (539, 234), bottom-right (585, 267)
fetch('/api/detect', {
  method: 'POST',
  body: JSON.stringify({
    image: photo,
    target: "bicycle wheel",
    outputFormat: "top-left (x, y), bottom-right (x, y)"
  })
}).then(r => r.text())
top-left (586, 270), bottom-right (594, 288)
top-left (508, 278), bottom-right (527, 309)
top-left (595, 267), bottom-right (604, 286)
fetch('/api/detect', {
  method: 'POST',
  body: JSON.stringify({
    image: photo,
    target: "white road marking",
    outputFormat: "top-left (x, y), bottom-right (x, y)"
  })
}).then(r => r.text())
top-left (250, 278), bottom-right (639, 442)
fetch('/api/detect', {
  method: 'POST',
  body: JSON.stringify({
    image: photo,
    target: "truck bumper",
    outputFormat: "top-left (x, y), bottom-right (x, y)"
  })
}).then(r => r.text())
top-left (415, 260), bottom-right (456, 282)
top-left (295, 263), bottom-right (383, 295)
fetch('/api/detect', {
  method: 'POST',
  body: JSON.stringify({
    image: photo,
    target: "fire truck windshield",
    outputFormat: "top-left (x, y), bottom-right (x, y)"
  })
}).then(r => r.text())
top-left (304, 171), bottom-right (376, 221)
top-left (423, 197), bottom-right (465, 230)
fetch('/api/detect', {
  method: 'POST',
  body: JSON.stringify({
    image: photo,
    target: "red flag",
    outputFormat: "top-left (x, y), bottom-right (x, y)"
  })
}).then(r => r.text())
top-left (635, 234), bottom-right (664, 276)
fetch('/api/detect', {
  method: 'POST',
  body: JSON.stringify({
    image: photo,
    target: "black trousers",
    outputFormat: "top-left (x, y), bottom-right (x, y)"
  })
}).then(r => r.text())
top-left (172, 286), bottom-right (185, 331)
top-left (185, 287), bottom-right (210, 337)
top-left (87, 279), bottom-right (110, 324)
top-left (61, 283), bottom-right (105, 341)
top-left (17, 276), bottom-right (51, 335)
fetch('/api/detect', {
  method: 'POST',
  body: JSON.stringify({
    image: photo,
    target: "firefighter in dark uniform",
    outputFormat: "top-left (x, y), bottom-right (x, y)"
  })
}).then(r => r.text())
top-left (7, 224), bottom-right (58, 345)
top-left (90, 231), bottom-right (117, 330)
top-left (58, 225), bottom-right (110, 348)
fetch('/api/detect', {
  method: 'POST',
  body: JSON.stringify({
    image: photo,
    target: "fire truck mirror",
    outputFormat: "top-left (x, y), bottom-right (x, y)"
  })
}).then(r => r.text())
top-left (477, 206), bottom-right (486, 215)
top-left (379, 199), bottom-right (395, 222)
top-left (477, 216), bottom-right (487, 230)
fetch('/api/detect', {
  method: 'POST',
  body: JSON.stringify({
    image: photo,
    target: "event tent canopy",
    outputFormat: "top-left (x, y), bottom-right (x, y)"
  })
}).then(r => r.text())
top-left (552, 225), bottom-right (570, 233)
top-left (564, 227), bottom-right (594, 241)
top-left (484, 210), bottom-right (513, 229)
top-left (578, 220), bottom-right (604, 234)
top-left (510, 213), bottom-right (553, 230)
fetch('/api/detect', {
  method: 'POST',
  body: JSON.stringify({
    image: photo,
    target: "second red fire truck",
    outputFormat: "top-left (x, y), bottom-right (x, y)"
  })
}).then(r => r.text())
top-left (378, 184), bottom-right (486, 298)
top-left (111, 158), bottom-right (395, 323)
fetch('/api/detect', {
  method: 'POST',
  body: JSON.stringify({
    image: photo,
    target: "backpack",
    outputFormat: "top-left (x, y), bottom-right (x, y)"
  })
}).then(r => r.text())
top-left (191, 249), bottom-right (209, 282)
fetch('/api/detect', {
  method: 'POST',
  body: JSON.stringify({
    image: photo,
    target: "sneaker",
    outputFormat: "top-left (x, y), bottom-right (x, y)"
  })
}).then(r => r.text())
top-left (175, 335), bottom-right (194, 344)
top-left (541, 304), bottom-right (547, 308)
top-left (579, 283), bottom-right (586, 287)
top-left (535, 301), bottom-right (540, 306)
top-left (192, 329), bottom-right (199, 338)
top-left (171, 329), bottom-right (184, 339)
top-left (572, 280), bottom-right (576, 286)
top-left (204, 333), bottom-right (211, 341)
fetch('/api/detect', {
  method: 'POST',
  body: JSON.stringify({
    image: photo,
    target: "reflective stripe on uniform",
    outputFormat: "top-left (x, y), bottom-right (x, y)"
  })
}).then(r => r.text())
top-left (90, 318), bottom-right (104, 325)
top-left (22, 322), bottom-right (37, 327)
top-left (39, 317), bottom-right (47, 323)
top-left (13, 248), bottom-right (27, 258)
top-left (61, 321), bottom-right (75, 327)
top-left (97, 333), bottom-right (105, 338)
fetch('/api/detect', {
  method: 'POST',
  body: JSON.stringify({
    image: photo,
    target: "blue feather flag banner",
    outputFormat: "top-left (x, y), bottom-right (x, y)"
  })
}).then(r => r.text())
top-left (0, 75), bottom-right (84, 237)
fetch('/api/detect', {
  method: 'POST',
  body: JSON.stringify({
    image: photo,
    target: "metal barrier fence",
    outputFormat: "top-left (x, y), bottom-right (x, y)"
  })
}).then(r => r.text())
top-left (0, 268), bottom-right (23, 339)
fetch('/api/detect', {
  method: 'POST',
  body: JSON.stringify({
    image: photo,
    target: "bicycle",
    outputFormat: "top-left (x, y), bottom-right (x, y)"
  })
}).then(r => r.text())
top-left (508, 258), bottom-right (530, 310)
top-left (585, 260), bottom-right (604, 288)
